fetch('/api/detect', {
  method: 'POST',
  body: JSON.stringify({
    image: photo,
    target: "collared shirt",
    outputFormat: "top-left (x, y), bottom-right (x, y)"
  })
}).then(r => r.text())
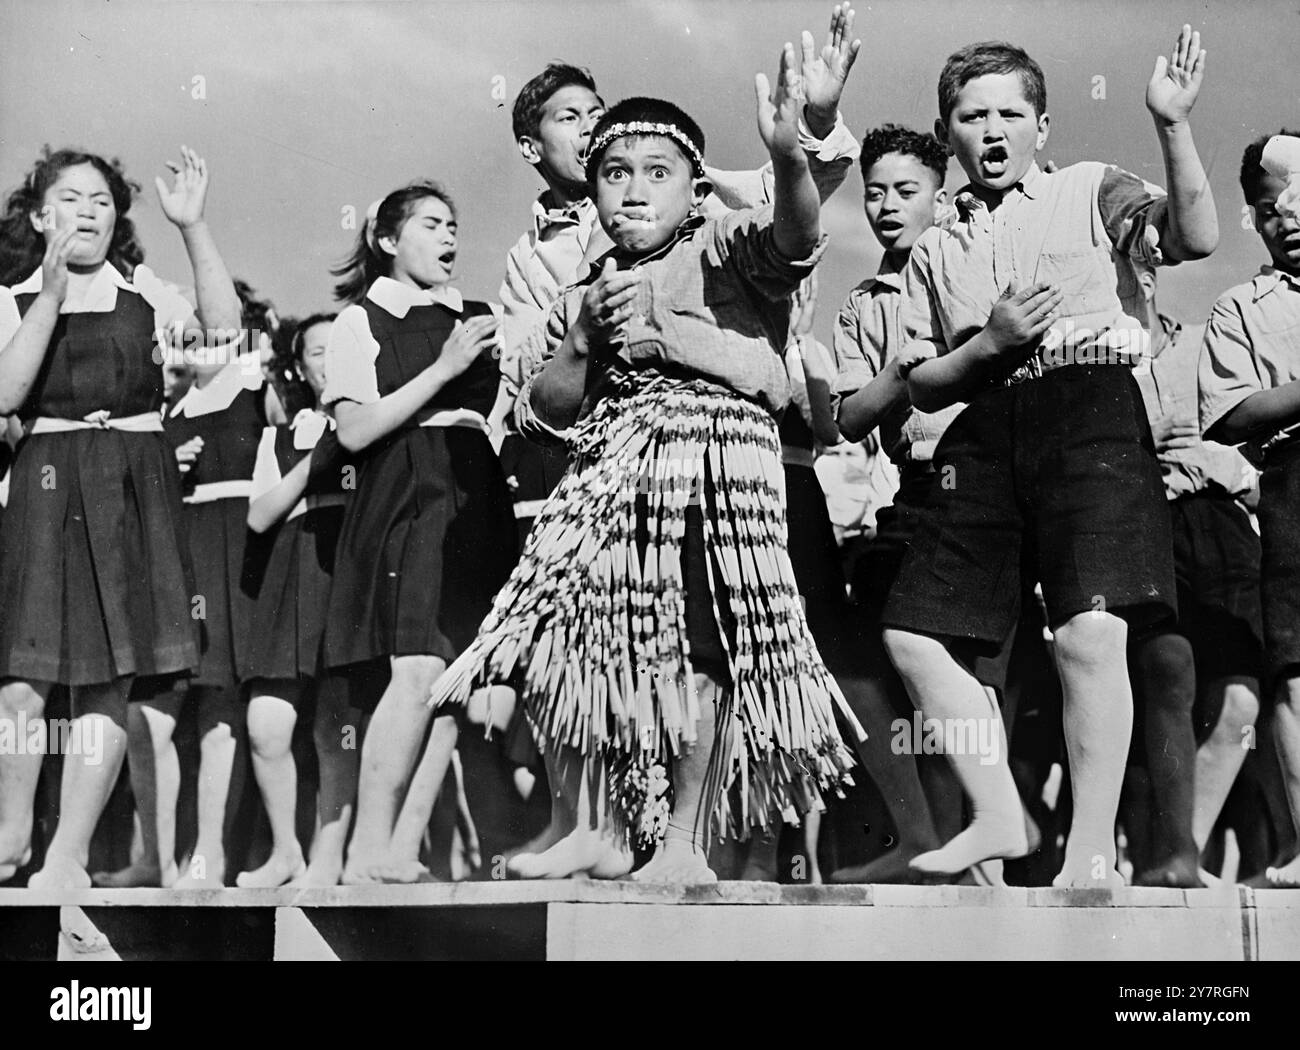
top-left (0, 261), bottom-right (194, 349)
top-left (323, 276), bottom-right (494, 406)
top-left (515, 206), bottom-right (826, 443)
top-left (1132, 313), bottom-right (1257, 499)
top-left (498, 113), bottom-right (860, 407)
top-left (900, 161), bottom-right (1169, 378)
top-left (832, 261), bottom-right (965, 465)
top-left (1199, 265), bottom-right (1300, 467)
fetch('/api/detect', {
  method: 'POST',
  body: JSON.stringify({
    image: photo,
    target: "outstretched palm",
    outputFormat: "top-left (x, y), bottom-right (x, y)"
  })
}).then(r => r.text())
top-left (756, 42), bottom-right (804, 162)
top-left (155, 146), bottom-right (210, 229)
top-left (802, 3), bottom-right (862, 131)
top-left (1146, 24), bottom-right (1206, 125)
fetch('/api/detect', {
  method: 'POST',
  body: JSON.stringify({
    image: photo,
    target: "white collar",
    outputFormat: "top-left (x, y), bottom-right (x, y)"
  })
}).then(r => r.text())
top-left (1252, 265), bottom-right (1300, 302)
top-left (365, 276), bottom-right (463, 319)
top-left (12, 259), bottom-right (132, 297)
top-left (531, 195), bottom-right (595, 235)
top-left (291, 407), bottom-right (334, 450)
top-left (170, 353), bottom-right (264, 418)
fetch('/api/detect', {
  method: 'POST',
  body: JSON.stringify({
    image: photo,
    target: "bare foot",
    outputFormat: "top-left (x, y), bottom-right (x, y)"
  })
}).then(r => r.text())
top-left (236, 849), bottom-right (306, 889)
top-left (1052, 865), bottom-right (1126, 889)
top-left (910, 818), bottom-right (1028, 877)
top-left (92, 861), bottom-right (179, 889)
top-left (1135, 856), bottom-right (1204, 888)
top-left (370, 860), bottom-right (438, 884)
top-left (28, 855), bottom-right (92, 891)
top-left (509, 827), bottom-right (616, 879)
top-left (173, 854), bottom-right (225, 889)
top-left (631, 839), bottom-right (717, 885)
top-left (586, 839), bottom-right (633, 880)
top-left (341, 853), bottom-right (387, 886)
top-left (0, 847), bottom-right (32, 884)
top-left (1264, 857), bottom-right (1300, 887)
top-left (504, 819), bottom-right (571, 869)
top-left (290, 862), bottom-right (343, 889)
top-left (830, 845), bottom-right (935, 885)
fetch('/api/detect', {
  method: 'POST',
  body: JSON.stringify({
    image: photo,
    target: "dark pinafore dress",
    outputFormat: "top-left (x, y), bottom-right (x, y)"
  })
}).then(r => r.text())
top-left (164, 375), bottom-right (268, 694)
top-left (324, 298), bottom-right (518, 669)
top-left (243, 421), bottom-right (354, 683)
top-left (0, 286), bottom-right (198, 686)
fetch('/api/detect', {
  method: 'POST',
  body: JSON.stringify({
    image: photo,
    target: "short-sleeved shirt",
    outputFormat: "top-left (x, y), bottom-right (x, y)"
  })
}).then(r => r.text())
top-left (0, 261), bottom-right (193, 355)
top-left (1198, 266), bottom-right (1300, 467)
top-left (832, 263), bottom-right (965, 465)
top-left (900, 161), bottom-right (1169, 378)
top-left (1132, 313), bottom-right (1257, 499)
top-left (249, 408), bottom-right (340, 521)
top-left (322, 276), bottom-right (500, 412)
top-left (498, 113), bottom-right (860, 406)
top-left (516, 207), bottom-right (825, 443)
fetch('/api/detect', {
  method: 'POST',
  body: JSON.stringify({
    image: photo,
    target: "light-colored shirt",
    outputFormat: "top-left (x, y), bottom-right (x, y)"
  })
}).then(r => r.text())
top-left (1132, 314), bottom-right (1257, 499)
top-left (901, 161), bottom-right (1169, 376)
top-left (516, 206), bottom-right (825, 443)
top-left (833, 262), bottom-right (965, 465)
top-left (0, 261), bottom-right (193, 349)
top-left (498, 113), bottom-right (860, 408)
top-left (249, 408), bottom-right (335, 521)
top-left (1198, 266), bottom-right (1300, 467)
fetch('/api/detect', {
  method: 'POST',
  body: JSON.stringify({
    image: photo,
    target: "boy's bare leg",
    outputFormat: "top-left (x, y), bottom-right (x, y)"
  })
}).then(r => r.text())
top-left (507, 743), bottom-right (580, 865)
top-left (297, 674), bottom-right (359, 888)
top-left (341, 654), bottom-right (441, 884)
top-left (94, 699), bottom-right (181, 888)
top-left (632, 673), bottom-right (721, 884)
top-left (883, 630), bottom-right (1026, 876)
top-left (1192, 676), bottom-right (1260, 853)
top-left (0, 679), bottom-right (51, 881)
top-left (1132, 633), bottom-right (1202, 887)
top-left (29, 681), bottom-right (130, 891)
top-left (238, 686), bottom-right (306, 888)
top-left (1265, 676), bottom-right (1300, 884)
top-left (829, 672), bottom-right (941, 883)
top-left (1052, 611), bottom-right (1131, 888)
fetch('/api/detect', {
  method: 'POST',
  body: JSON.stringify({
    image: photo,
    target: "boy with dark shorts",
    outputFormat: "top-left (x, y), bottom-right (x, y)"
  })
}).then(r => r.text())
top-left (1199, 131), bottom-right (1300, 887)
top-left (880, 27), bottom-right (1218, 887)
top-left (1122, 261), bottom-right (1262, 887)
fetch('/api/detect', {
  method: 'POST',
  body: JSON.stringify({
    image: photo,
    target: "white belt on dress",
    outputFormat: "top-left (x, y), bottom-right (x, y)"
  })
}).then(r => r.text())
top-left (420, 409), bottom-right (490, 434)
top-left (184, 479), bottom-right (254, 504)
top-left (26, 411), bottom-right (164, 435)
top-left (781, 444), bottom-right (817, 469)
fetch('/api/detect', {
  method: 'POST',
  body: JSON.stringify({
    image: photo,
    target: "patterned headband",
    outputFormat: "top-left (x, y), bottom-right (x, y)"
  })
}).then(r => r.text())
top-left (587, 121), bottom-right (705, 177)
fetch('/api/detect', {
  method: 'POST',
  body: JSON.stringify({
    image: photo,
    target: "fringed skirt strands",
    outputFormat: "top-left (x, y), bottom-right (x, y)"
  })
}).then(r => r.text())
top-left (431, 370), bottom-right (863, 846)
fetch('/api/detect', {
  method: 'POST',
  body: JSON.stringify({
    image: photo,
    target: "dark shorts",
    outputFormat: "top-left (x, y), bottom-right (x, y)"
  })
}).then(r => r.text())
top-left (1168, 492), bottom-right (1263, 685)
top-left (844, 464), bottom-right (1014, 692)
top-left (1258, 443), bottom-right (1300, 683)
top-left (881, 365), bottom-right (1176, 644)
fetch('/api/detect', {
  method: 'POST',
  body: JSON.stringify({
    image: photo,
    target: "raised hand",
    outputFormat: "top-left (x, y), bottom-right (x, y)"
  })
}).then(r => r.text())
top-left (755, 42), bottom-right (805, 165)
top-left (801, 4), bottom-right (862, 138)
top-left (791, 273), bottom-right (819, 339)
top-left (155, 146), bottom-right (211, 230)
top-left (39, 226), bottom-right (78, 305)
top-left (575, 258), bottom-right (640, 351)
top-left (438, 314), bottom-right (498, 378)
top-left (1146, 24), bottom-right (1206, 126)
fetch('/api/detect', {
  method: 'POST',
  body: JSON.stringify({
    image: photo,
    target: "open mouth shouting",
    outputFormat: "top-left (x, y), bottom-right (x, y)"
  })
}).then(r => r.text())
top-left (980, 144), bottom-right (1010, 178)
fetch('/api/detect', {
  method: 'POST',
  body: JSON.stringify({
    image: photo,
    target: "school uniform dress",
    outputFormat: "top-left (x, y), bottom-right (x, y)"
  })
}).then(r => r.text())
top-left (242, 410), bottom-right (354, 686)
top-left (321, 278), bottom-right (517, 670)
top-left (1199, 265), bottom-right (1300, 685)
top-left (164, 356), bottom-right (268, 697)
top-left (0, 263), bottom-right (198, 687)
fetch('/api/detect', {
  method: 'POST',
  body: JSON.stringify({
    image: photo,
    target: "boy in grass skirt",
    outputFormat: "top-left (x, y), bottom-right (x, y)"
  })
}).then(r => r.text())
top-left (430, 46), bottom-right (863, 884)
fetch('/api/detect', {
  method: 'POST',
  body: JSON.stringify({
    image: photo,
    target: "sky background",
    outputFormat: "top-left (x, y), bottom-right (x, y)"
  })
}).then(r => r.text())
top-left (1, 0), bottom-right (1296, 347)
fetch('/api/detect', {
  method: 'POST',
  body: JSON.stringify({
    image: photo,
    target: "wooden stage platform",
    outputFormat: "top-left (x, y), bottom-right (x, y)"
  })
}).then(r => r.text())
top-left (2, 881), bottom-right (1298, 961)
